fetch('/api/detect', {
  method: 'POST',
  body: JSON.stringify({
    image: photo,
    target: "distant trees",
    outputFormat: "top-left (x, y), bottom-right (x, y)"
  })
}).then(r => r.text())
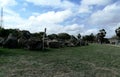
top-left (82, 33), bottom-right (95, 43)
top-left (77, 33), bottom-right (81, 40)
top-left (32, 32), bottom-right (46, 39)
top-left (0, 28), bottom-right (20, 38)
top-left (48, 34), bottom-right (58, 40)
top-left (70, 35), bottom-right (78, 45)
top-left (0, 27), bottom-right (90, 49)
top-left (110, 35), bottom-right (118, 40)
top-left (115, 27), bottom-right (120, 39)
top-left (97, 29), bottom-right (106, 44)
top-left (0, 28), bottom-right (9, 37)
top-left (58, 33), bottom-right (71, 40)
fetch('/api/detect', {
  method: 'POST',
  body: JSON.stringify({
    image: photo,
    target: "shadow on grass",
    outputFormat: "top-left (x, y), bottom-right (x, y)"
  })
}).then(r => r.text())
top-left (0, 50), bottom-right (15, 56)
top-left (0, 47), bottom-right (53, 56)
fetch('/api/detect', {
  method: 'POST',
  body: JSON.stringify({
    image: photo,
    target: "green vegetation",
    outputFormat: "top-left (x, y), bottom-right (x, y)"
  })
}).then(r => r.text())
top-left (116, 27), bottom-right (120, 40)
top-left (0, 44), bottom-right (120, 77)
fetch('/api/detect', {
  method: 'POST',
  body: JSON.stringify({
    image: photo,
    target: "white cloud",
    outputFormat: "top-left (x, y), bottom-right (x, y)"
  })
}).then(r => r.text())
top-left (29, 10), bottom-right (73, 24)
top-left (3, 9), bottom-right (27, 29)
top-left (89, 3), bottom-right (120, 26)
top-left (62, 24), bottom-right (84, 35)
top-left (85, 1), bottom-right (120, 37)
top-left (1, 0), bottom-right (119, 38)
top-left (0, 0), bottom-right (17, 7)
top-left (23, 2), bottom-right (28, 7)
top-left (27, 24), bottom-right (84, 35)
top-left (25, 10), bottom-right (83, 35)
top-left (79, 5), bottom-right (92, 13)
top-left (26, 0), bottom-right (61, 6)
top-left (3, 9), bottom-right (27, 25)
top-left (3, 9), bottom-right (84, 35)
top-left (21, 8), bottom-right (26, 11)
top-left (81, 28), bottom-right (98, 36)
top-left (26, 0), bottom-right (75, 9)
top-left (79, 0), bottom-right (112, 13)
top-left (20, 3), bottom-right (28, 12)
top-left (81, 0), bottom-right (112, 6)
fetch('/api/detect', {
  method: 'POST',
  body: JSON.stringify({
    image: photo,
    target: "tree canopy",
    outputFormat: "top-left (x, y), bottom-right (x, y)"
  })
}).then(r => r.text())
top-left (115, 27), bottom-right (120, 39)
top-left (97, 29), bottom-right (106, 44)
top-left (58, 33), bottom-right (71, 40)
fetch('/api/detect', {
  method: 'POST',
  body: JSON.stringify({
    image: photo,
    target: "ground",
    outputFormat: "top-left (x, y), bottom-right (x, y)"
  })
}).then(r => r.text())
top-left (0, 44), bottom-right (120, 77)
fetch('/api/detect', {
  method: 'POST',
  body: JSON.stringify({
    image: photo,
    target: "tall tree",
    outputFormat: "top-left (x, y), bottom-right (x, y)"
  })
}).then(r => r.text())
top-left (115, 27), bottom-right (120, 40)
top-left (97, 29), bottom-right (106, 44)
top-left (77, 33), bottom-right (81, 40)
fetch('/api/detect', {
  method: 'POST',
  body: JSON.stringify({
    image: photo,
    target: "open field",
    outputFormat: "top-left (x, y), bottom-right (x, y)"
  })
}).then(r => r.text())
top-left (0, 44), bottom-right (120, 77)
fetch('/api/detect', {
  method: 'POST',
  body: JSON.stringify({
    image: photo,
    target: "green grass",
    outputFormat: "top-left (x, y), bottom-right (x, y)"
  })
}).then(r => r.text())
top-left (0, 44), bottom-right (120, 77)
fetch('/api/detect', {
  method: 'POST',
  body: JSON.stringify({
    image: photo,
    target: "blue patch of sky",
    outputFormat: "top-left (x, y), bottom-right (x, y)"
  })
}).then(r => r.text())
top-left (113, 0), bottom-right (120, 4)
top-left (64, 0), bottom-right (81, 5)
top-left (60, 12), bottom-right (91, 26)
top-left (11, 0), bottom-right (65, 19)
top-left (115, 0), bottom-right (120, 5)
top-left (90, 5), bottom-right (105, 12)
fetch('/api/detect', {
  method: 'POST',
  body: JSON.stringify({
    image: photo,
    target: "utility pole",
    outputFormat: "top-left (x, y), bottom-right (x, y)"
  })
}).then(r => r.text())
top-left (43, 28), bottom-right (46, 50)
top-left (0, 7), bottom-right (3, 28)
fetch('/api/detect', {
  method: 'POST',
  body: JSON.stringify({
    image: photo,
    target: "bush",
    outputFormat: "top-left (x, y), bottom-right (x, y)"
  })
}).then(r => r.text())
top-left (27, 38), bottom-right (43, 50)
top-left (0, 37), bottom-right (4, 46)
top-left (48, 40), bottom-right (60, 48)
top-left (3, 33), bottom-right (18, 48)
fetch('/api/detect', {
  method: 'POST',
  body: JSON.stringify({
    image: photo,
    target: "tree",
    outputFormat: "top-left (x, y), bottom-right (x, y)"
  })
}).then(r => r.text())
top-left (48, 34), bottom-right (58, 40)
top-left (115, 27), bottom-right (120, 39)
top-left (32, 32), bottom-right (46, 39)
top-left (89, 33), bottom-right (95, 43)
top-left (8, 29), bottom-right (20, 38)
top-left (70, 35), bottom-right (77, 44)
top-left (77, 33), bottom-right (81, 40)
top-left (21, 30), bottom-right (31, 39)
top-left (97, 29), bottom-right (106, 44)
top-left (0, 28), bottom-right (10, 37)
top-left (82, 33), bottom-right (95, 43)
top-left (58, 33), bottom-right (71, 41)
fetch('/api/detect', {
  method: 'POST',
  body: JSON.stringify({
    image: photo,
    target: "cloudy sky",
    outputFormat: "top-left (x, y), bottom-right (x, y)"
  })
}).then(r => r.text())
top-left (0, 0), bottom-right (120, 37)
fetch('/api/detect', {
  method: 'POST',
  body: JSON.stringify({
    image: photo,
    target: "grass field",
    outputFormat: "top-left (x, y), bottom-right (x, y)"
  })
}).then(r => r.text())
top-left (0, 44), bottom-right (120, 77)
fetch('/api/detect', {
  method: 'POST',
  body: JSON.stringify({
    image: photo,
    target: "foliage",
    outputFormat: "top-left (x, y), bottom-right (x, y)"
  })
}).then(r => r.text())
top-left (58, 33), bottom-right (71, 40)
top-left (48, 34), bottom-right (58, 40)
top-left (115, 27), bottom-right (120, 39)
top-left (77, 33), bottom-right (81, 39)
top-left (70, 35), bottom-right (77, 41)
top-left (8, 29), bottom-right (20, 37)
top-left (97, 29), bottom-right (106, 44)
top-left (32, 32), bottom-right (46, 39)
top-left (27, 38), bottom-right (43, 50)
top-left (3, 33), bottom-right (18, 48)
top-left (49, 41), bottom-right (60, 48)
top-left (0, 28), bottom-right (10, 37)
top-left (103, 38), bottom-right (110, 44)
top-left (21, 30), bottom-right (31, 39)
top-left (82, 33), bottom-right (95, 43)
top-left (0, 28), bottom-right (20, 38)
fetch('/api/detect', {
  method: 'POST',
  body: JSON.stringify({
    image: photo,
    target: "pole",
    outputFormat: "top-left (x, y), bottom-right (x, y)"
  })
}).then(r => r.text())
top-left (0, 7), bottom-right (3, 28)
top-left (43, 28), bottom-right (46, 50)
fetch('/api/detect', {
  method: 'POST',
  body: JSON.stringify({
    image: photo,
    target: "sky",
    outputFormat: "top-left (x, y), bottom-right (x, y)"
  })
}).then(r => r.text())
top-left (0, 0), bottom-right (120, 37)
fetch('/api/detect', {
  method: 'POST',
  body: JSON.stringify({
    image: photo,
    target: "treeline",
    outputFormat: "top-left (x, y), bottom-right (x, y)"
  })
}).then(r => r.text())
top-left (0, 27), bottom-right (88, 50)
top-left (0, 26), bottom-right (120, 50)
